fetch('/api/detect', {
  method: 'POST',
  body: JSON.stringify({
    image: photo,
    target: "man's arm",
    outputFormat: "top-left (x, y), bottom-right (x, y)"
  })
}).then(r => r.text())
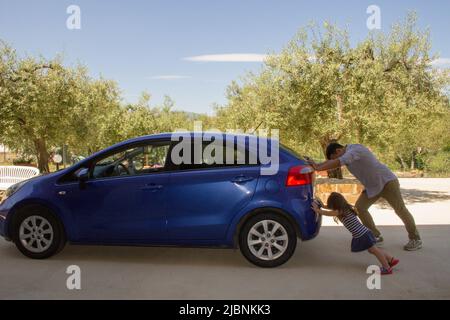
top-left (308, 159), bottom-right (341, 172)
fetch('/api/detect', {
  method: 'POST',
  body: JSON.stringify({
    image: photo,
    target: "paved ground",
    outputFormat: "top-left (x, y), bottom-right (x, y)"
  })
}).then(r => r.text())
top-left (0, 178), bottom-right (449, 299)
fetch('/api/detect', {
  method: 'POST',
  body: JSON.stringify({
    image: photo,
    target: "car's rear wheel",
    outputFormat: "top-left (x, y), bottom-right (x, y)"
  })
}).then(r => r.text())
top-left (239, 213), bottom-right (297, 268)
top-left (12, 206), bottom-right (66, 259)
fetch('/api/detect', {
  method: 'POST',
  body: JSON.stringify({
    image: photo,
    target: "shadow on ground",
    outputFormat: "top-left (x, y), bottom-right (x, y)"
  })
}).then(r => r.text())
top-left (0, 225), bottom-right (448, 271)
top-left (1, 226), bottom-right (449, 299)
top-left (375, 188), bottom-right (450, 208)
top-left (0, 233), bottom-right (363, 271)
top-left (0, 241), bottom-right (250, 267)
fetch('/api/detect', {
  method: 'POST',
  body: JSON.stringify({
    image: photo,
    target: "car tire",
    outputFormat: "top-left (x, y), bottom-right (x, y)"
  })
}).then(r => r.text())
top-left (239, 213), bottom-right (297, 268)
top-left (12, 205), bottom-right (66, 259)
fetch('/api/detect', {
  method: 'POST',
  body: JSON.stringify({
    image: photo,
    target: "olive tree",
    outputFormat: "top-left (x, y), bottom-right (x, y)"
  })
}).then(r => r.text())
top-left (216, 14), bottom-right (450, 178)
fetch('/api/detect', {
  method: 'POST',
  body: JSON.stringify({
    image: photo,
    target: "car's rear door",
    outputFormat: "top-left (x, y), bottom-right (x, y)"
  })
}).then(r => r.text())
top-left (166, 136), bottom-right (260, 240)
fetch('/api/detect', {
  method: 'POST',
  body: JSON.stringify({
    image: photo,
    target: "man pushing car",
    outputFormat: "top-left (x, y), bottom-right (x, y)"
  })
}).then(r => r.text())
top-left (308, 142), bottom-right (422, 251)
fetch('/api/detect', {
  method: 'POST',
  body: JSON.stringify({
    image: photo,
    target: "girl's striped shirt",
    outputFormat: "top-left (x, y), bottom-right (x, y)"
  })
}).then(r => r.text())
top-left (340, 208), bottom-right (370, 238)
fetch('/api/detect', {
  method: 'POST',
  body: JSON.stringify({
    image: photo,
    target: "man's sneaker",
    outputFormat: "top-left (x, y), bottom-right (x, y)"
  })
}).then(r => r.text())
top-left (404, 239), bottom-right (422, 251)
top-left (375, 236), bottom-right (384, 246)
top-left (389, 258), bottom-right (400, 268)
top-left (380, 267), bottom-right (393, 275)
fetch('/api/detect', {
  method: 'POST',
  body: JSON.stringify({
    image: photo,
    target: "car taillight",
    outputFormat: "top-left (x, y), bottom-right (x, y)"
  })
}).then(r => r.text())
top-left (286, 165), bottom-right (313, 186)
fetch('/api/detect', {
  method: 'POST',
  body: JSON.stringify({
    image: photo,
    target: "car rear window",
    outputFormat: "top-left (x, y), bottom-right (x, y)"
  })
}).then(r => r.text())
top-left (280, 144), bottom-right (304, 160)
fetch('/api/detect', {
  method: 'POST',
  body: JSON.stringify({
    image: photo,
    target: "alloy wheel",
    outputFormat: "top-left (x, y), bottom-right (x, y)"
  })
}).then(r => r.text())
top-left (247, 219), bottom-right (289, 261)
top-left (19, 215), bottom-right (54, 253)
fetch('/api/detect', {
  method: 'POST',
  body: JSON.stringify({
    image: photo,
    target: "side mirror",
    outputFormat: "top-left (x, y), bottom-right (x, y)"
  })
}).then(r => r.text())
top-left (76, 168), bottom-right (89, 184)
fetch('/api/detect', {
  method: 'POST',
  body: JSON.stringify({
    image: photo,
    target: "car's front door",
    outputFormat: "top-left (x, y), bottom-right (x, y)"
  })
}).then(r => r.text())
top-left (55, 140), bottom-right (171, 243)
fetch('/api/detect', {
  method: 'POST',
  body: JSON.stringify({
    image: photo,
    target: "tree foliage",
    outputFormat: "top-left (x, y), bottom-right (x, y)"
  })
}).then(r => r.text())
top-left (0, 42), bottom-right (193, 172)
top-left (214, 14), bottom-right (450, 175)
top-left (1, 14), bottom-right (449, 176)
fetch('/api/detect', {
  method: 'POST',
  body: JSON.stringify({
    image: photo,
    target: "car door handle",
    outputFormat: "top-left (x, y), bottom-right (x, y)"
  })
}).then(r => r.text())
top-left (141, 184), bottom-right (163, 191)
top-left (231, 176), bottom-right (255, 184)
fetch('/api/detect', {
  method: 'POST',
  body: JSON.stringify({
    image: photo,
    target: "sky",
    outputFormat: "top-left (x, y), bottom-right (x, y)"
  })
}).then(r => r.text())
top-left (0, 0), bottom-right (449, 114)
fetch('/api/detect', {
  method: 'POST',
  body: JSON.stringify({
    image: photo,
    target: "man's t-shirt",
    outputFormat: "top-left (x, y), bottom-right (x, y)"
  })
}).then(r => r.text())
top-left (339, 144), bottom-right (397, 198)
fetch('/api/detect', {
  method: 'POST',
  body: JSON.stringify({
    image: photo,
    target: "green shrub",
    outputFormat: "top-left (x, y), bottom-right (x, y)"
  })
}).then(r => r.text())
top-left (424, 151), bottom-right (450, 176)
top-left (12, 156), bottom-right (35, 165)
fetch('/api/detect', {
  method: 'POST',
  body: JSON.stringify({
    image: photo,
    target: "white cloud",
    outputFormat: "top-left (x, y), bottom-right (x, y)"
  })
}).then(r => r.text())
top-left (431, 58), bottom-right (450, 68)
top-left (183, 53), bottom-right (268, 62)
top-left (149, 75), bottom-right (192, 80)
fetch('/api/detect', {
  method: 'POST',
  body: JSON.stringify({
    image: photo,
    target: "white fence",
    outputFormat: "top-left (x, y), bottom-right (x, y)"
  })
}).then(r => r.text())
top-left (0, 166), bottom-right (40, 191)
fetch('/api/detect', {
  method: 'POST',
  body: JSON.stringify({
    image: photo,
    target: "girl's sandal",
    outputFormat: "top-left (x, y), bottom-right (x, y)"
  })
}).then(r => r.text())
top-left (380, 267), bottom-right (393, 275)
top-left (389, 257), bottom-right (400, 268)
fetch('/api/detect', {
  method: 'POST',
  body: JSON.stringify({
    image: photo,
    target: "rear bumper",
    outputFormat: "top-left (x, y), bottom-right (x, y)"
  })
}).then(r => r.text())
top-left (284, 185), bottom-right (320, 241)
top-left (309, 212), bottom-right (322, 240)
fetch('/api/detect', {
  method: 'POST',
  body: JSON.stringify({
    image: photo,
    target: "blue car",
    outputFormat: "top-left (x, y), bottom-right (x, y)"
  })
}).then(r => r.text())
top-left (0, 133), bottom-right (320, 267)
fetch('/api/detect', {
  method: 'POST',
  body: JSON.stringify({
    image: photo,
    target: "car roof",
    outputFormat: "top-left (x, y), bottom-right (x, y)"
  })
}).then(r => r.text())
top-left (65, 132), bottom-right (291, 172)
top-left (113, 131), bottom-right (277, 147)
top-left (83, 132), bottom-right (279, 161)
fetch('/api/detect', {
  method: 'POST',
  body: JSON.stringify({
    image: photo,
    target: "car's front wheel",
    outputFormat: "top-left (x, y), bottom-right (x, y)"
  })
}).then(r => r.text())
top-left (12, 206), bottom-right (66, 259)
top-left (239, 213), bottom-right (297, 268)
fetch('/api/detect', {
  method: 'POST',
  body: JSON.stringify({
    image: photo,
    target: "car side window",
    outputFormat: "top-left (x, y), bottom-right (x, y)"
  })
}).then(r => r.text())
top-left (91, 142), bottom-right (170, 179)
top-left (175, 141), bottom-right (257, 171)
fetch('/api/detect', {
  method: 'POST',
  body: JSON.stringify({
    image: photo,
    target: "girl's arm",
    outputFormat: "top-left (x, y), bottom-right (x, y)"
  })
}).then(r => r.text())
top-left (311, 202), bottom-right (340, 217)
top-left (317, 208), bottom-right (340, 217)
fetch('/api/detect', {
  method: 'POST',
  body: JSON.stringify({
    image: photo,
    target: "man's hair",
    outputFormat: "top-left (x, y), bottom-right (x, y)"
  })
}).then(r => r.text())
top-left (326, 142), bottom-right (344, 160)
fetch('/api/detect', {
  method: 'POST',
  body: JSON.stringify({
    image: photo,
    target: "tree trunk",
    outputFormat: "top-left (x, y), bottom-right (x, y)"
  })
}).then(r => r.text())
top-left (410, 151), bottom-right (416, 170)
top-left (34, 139), bottom-right (50, 173)
top-left (396, 154), bottom-right (407, 171)
top-left (320, 137), bottom-right (343, 179)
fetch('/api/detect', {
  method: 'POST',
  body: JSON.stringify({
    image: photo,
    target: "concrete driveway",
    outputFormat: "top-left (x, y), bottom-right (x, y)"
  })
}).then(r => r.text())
top-left (0, 178), bottom-right (449, 299)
